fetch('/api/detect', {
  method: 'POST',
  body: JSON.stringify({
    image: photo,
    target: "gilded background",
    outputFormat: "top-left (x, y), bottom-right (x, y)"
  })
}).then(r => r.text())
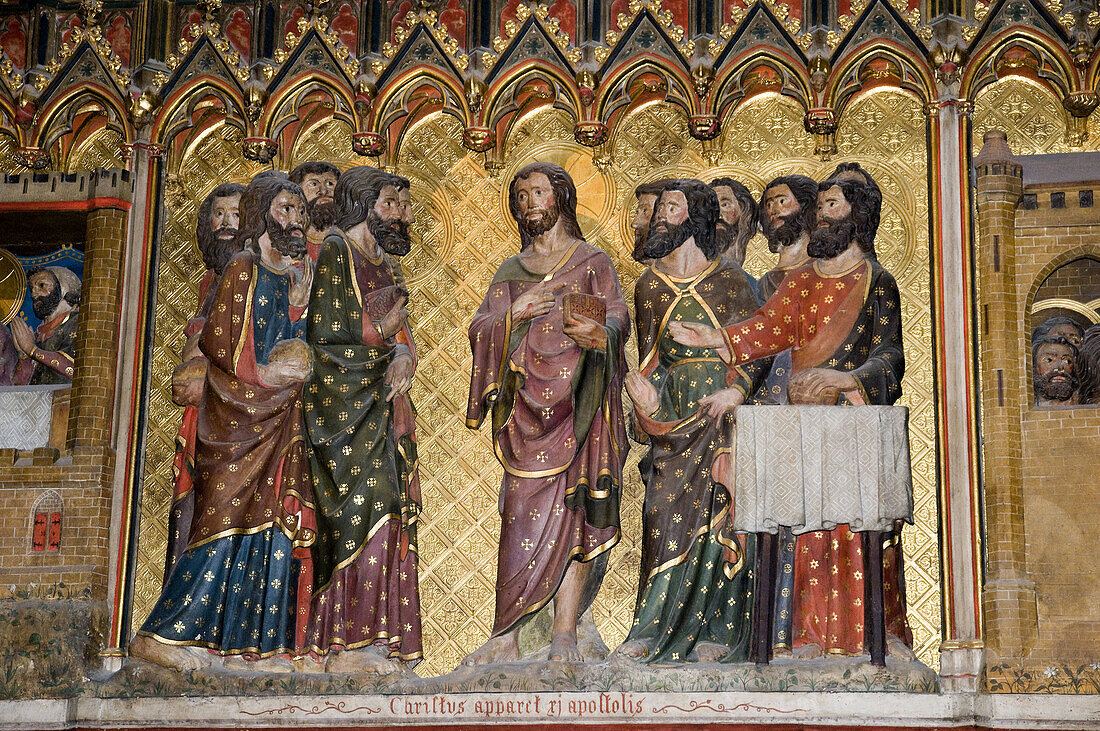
top-left (136, 90), bottom-right (940, 676)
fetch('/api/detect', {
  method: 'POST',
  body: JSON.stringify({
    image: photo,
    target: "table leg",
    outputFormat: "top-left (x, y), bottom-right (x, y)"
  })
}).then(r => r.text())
top-left (863, 530), bottom-right (886, 666)
top-left (751, 531), bottom-right (777, 665)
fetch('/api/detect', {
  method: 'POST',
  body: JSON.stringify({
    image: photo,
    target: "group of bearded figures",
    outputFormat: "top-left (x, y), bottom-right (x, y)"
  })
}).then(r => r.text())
top-left (131, 156), bottom-right (913, 675)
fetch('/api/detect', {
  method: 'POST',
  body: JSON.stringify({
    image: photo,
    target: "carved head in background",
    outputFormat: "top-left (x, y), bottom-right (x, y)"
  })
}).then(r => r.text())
top-left (196, 182), bottom-right (245, 275)
top-left (640, 178), bottom-right (721, 263)
top-left (27, 266), bottom-right (81, 321)
top-left (710, 177), bottom-right (760, 267)
top-left (1032, 335), bottom-right (1078, 406)
top-left (508, 162), bottom-right (584, 250)
top-left (331, 165), bottom-right (413, 256)
top-left (290, 161), bottom-right (340, 232)
top-left (1074, 324), bottom-right (1100, 404)
top-left (808, 176), bottom-right (882, 260)
top-left (760, 174), bottom-right (817, 253)
top-left (631, 179), bottom-right (669, 261)
top-left (239, 175), bottom-right (308, 263)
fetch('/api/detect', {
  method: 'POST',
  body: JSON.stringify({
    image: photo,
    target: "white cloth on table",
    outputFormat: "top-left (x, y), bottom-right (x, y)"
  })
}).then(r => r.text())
top-left (731, 405), bottom-right (913, 535)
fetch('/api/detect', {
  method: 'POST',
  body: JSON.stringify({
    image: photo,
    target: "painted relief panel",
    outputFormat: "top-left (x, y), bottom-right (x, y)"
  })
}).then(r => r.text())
top-left (134, 92), bottom-right (939, 678)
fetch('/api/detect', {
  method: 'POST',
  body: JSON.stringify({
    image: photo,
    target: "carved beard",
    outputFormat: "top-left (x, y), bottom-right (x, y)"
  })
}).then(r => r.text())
top-left (715, 222), bottom-right (747, 266)
top-left (265, 212), bottom-right (308, 260)
top-left (762, 211), bottom-right (806, 253)
top-left (808, 214), bottom-right (858, 259)
top-left (642, 219), bottom-right (693, 261)
top-left (631, 225), bottom-right (650, 263)
top-left (204, 227), bottom-right (240, 275)
top-left (307, 197), bottom-right (337, 232)
top-left (368, 208), bottom-right (411, 256)
top-left (1035, 368), bottom-right (1077, 401)
top-left (519, 204), bottom-right (559, 237)
top-left (32, 285), bottom-right (61, 320)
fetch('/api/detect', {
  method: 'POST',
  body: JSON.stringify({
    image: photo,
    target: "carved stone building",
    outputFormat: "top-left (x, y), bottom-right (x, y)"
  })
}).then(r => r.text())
top-left (0, 0), bottom-right (1095, 727)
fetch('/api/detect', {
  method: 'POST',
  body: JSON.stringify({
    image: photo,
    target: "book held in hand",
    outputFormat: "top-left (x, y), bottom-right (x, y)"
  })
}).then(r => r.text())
top-left (563, 293), bottom-right (606, 325)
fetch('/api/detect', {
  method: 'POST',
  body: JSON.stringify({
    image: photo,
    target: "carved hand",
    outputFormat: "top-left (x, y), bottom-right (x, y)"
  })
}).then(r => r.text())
top-left (698, 386), bottom-right (745, 420)
top-left (378, 295), bottom-right (409, 340)
top-left (668, 321), bottom-right (724, 349)
top-left (385, 352), bottom-right (414, 402)
top-left (563, 312), bottom-right (607, 350)
top-left (788, 368), bottom-right (857, 404)
top-left (510, 281), bottom-right (563, 323)
top-left (625, 371), bottom-right (659, 416)
top-left (9, 319), bottom-right (35, 356)
top-left (289, 258), bottom-right (314, 309)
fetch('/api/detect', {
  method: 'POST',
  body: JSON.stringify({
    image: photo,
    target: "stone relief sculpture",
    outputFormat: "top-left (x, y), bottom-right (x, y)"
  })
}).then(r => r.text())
top-left (164, 182), bottom-right (245, 580)
top-left (289, 161), bottom-right (340, 263)
top-left (708, 177), bottom-right (759, 271)
top-left (669, 171), bottom-right (915, 660)
top-left (618, 179), bottom-right (763, 663)
top-left (131, 175), bottom-right (315, 672)
top-left (464, 162), bottom-right (629, 664)
top-left (9, 264), bottom-right (81, 384)
top-left (300, 166), bottom-right (423, 674)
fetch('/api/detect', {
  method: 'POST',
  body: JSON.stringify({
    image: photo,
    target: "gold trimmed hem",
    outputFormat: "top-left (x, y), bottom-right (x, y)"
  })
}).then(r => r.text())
top-left (313, 512), bottom-right (401, 595)
top-left (133, 630), bottom-right (295, 660)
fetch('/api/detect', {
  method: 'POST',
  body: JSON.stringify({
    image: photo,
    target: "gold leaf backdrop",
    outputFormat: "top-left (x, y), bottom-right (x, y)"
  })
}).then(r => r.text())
top-left (136, 91), bottom-right (940, 676)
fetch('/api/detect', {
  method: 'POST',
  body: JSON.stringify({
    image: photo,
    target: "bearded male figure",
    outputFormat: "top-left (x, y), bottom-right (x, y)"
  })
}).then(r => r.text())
top-left (465, 162), bottom-right (629, 664)
top-left (10, 265), bottom-right (82, 384)
top-left (1032, 335), bottom-right (1078, 407)
top-left (617, 179), bottom-right (764, 663)
top-left (710, 177), bottom-right (760, 270)
top-left (131, 176), bottom-right (316, 672)
top-left (670, 174), bottom-right (913, 660)
top-left (163, 182), bottom-right (245, 580)
top-left (290, 161), bottom-right (340, 262)
top-left (630, 179), bottom-right (671, 262)
top-left (301, 166), bottom-right (423, 673)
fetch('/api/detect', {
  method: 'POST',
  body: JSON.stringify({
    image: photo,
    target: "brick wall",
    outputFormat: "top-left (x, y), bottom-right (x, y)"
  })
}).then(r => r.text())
top-left (977, 138), bottom-right (1100, 681)
top-left (0, 186), bottom-right (129, 601)
top-left (1021, 407), bottom-right (1100, 664)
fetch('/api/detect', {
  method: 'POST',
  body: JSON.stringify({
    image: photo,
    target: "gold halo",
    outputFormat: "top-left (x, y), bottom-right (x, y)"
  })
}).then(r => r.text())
top-left (0, 249), bottom-right (26, 325)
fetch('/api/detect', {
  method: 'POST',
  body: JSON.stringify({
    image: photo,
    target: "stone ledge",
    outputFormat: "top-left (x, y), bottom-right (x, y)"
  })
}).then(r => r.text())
top-left (4, 690), bottom-right (1100, 729)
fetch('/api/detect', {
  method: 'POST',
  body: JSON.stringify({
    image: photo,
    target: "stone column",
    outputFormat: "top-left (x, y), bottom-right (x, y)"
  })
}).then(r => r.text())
top-left (103, 142), bottom-right (164, 659)
top-left (973, 129), bottom-right (1036, 662)
top-left (927, 99), bottom-right (985, 692)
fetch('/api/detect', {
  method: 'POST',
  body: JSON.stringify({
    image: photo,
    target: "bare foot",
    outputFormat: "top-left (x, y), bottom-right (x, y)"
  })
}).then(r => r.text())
top-left (694, 642), bottom-right (728, 663)
top-left (548, 632), bottom-right (582, 662)
top-left (326, 645), bottom-right (401, 675)
top-left (792, 642), bottom-right (823, 660)
top-left (461, 633), bottom-right (521, 665)
top-left (224, 654), bottom-right (294, 673)
top-left (887, 637), bottom-right (917, 662)
top-left (292, 655), bottom-right (327, 674)
top-left (612, 639), bottom-right (650, 660)
top-left (129, 635), bottom-right (211, 672)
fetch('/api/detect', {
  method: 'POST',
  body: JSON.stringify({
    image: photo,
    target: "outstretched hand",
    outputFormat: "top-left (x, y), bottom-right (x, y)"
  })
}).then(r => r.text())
top-left (698, 386), bottom-right (745, 420)
top-left (510, 282), bottom-right (563, 323)
top-left (668, 321), bottom-right (724, 349)
top-left (385, 352), bottom-right (414, 402)
top-left (625, 371), bottom-right (659, 415)
top-left (564, 312), bottom-right (607, 350)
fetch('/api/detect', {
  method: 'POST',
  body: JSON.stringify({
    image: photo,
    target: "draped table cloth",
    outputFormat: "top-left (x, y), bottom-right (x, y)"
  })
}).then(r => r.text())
top-left (727, 405), bottom-right (914, 665)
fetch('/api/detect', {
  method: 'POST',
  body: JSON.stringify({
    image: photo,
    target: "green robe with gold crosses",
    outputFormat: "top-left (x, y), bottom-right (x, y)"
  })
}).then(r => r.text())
top-left (302, 231), bottom-right (423, 664)
top-left (626, 257), bottom-right (765, 663)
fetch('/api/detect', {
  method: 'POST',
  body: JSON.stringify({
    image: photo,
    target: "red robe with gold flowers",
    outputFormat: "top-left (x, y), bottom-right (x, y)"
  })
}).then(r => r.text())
top-left (721, 257), bottom-right (912, 655)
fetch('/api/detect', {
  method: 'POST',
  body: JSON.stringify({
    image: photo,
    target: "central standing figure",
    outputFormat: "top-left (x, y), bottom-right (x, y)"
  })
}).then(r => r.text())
top-left (465, 162), bottom-right (629, 664)
top-left (302, 166), bottom-right (423, 673)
